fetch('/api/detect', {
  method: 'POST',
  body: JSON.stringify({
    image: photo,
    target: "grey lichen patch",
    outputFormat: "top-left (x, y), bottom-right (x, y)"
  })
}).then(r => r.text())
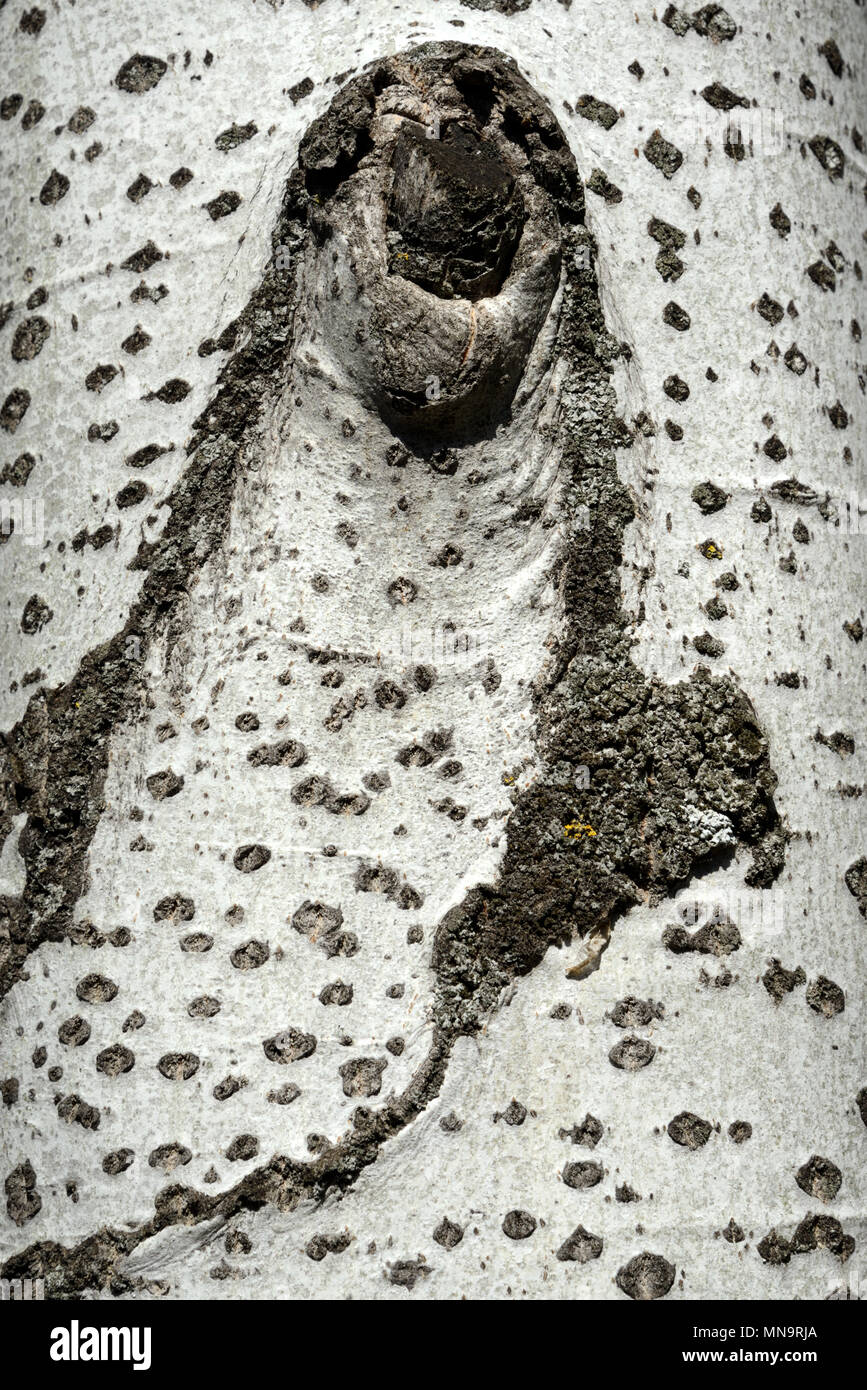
top-left (148, 1143), bottom-right (192, 1172)
top-left (762, 958), bottom-right (806, 1002)
top-left (5, 1160), bottom-right (41, 1226)
top-left (691, 483), bottom-right (733, 517)
top-left (559, 1113), bottom-right (603, 1148)
top-left (728, 1120), bottom-right (752, 1144)
top-left (609, 996), bottom-right (663, 1028)
top-left (95, 1044), bottom-right (135, 1077)
top-left (1, 387), bottom-right (31, 433)
top-left (663, 300), bottom-right (690, 331)
top-left (609, 1035), bottom-right (656, 1071)
top-left (38, 169), bottom-right (69, 205)
top-left (56, 1094), bottom-right (100, 1130)
top-left (793, 1213), bottom-right (854, 1262)
top-left (795, 1155), bottom-right (842, 1203)
top-left (75, 973), bottom-right (118, 1004)
top-left (205, 191), bottom-right (243, 220)
top-left (562, 1160), bottom-right (604, 1189)
top-left (263, 1028), bottom-right (316, 1064)
top-left (844, 857), bottom-right (867, 917)
top-left (306, 1231), bottom-right (351, 1260)
top-left (156, 1053), bottom-right (200, 1081)
top-left (575, 95), bottom-right (619, 130)
top-left (433, 1217), bottom-right (463, 1250)
top-left (215, 122), bottom-right (258, 152)
top-left (808, 136), bottom-right (845, 180)
top-left (648, 217), bottom-right (686, 281)
top-left (643, 130), bottom-right (683, 179)
top-left (232, 843), bottom-right (271, 872)
top-left (806, 976), bottom-right (844, 1018)
top-left (663, 914), bottom-right (740, 957)
top-left (339, 1057), bottom-right (387, 1098)
top-left (701, 82), bottom-right (748, 111)
top-left (115, 55), bottom-right (167, 94)
top-left (460, 0), bottom-right (533, 11)
top-left (556, 1224), bottom-right (603, 1262)
top-left (615, 1251), bottom-right (675, 1300)
top-left (667, 1111), bottom-right (712, 1149)
top-left (586, 169), bottom-right (622, 204)
top-left (11, 317), bottom-right (50, 361)
top-left (502, 1209), bottom-right (536, 1239)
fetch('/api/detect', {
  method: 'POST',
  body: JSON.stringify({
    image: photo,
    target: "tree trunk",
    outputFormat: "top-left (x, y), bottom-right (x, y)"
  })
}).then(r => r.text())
top-left (0, 0), bottom-right (863, 1301)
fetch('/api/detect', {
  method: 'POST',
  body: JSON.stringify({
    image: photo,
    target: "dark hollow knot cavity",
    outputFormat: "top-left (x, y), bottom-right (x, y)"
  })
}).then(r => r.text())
top-left (386, 122), bottom-right (526, 300)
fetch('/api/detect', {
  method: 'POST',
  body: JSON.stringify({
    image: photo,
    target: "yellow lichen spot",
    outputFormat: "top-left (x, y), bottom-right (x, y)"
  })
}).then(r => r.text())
top-left (564, 822), bottom-right (596, 840)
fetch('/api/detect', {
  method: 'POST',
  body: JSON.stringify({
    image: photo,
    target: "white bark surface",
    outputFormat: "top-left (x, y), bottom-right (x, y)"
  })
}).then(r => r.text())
top-left (0, 0), bottom-right (864, 1300)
